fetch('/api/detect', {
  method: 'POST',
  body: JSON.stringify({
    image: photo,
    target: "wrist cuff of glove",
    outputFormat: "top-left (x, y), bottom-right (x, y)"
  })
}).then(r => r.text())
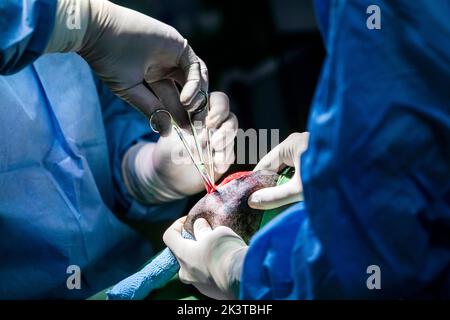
top-left (122, 142), bottom-right (186, 204)
top-left (45, 0), bottom-right (90, 53)
top-left (209, 234), bottom-right (248, 300)
top-left (227, 246), bottom-right (247, 299)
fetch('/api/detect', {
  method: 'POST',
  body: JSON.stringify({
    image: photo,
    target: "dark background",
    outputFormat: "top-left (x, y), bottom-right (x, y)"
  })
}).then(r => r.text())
top-left (116, 0), bottom-right (326, 167)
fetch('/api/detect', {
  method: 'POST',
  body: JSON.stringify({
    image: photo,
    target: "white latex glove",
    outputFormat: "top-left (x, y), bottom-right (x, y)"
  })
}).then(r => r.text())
top-left (122, 92), bottom-right (238, 203)
top-left (163, 217), bottom-right (247, 300)
top-left (46, 0), bottom-right (208, 135)
top-left (248, 132), bottom-right (310, 210)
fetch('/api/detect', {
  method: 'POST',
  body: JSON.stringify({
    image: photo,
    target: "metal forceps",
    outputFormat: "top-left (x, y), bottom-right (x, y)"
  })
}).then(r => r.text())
top-left (149, 91), bottom-right (216, 193)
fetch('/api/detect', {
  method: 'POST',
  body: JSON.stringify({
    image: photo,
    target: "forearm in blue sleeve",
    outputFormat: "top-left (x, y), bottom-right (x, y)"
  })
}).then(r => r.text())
top-left (298, 0), bottom-right (450, 299)
top-left (240, 202), bottom-right (308, 299)
top-left (0, 0), bottom-right (56, 74)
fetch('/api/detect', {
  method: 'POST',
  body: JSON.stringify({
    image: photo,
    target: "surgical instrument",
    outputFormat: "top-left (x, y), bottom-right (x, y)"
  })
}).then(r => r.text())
top-left (149, 104), bottom-right (216, 193)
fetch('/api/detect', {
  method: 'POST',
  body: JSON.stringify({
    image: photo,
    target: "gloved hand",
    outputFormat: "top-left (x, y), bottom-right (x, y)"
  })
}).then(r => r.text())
top-left (46, 0), bottom-right (207, 136)
top-left (122, 92), bottom-right (238, 203)
top-left (248, 132), bottom-right (310, 210)
top-left (163, 216), bottom-right (247, 300)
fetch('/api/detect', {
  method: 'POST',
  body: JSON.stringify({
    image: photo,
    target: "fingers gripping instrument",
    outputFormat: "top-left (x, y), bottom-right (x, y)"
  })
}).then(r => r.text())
top-left (149, 91), bottom-right (216, 193)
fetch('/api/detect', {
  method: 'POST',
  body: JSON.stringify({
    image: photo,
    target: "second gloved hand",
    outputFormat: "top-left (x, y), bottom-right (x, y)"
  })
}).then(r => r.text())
top-left (122, 92), bottom-right (238, 203)
top-left (163, 217), bottom-right (247, 300)
top-left (248, 132), bottom-right (310, 210)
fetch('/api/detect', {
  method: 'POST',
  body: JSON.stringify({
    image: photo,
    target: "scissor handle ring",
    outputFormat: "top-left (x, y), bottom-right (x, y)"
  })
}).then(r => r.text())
top-left (148, 109), bottom-right (173, 133)
top-left (191, 90), bottom-right (209, 115)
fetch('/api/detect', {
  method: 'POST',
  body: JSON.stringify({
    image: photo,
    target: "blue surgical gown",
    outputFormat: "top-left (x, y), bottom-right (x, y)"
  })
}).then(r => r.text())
top-left (0, 0), bottom-right (187, 299)
top-left (241, 0), bottom-right (450, 299)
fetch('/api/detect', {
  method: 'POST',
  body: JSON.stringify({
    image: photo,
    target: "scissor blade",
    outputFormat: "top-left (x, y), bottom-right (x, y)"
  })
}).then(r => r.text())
top-left (173, 124), bottom-right (215, 193)
top-left (206, 127), bottom-right (215, 186)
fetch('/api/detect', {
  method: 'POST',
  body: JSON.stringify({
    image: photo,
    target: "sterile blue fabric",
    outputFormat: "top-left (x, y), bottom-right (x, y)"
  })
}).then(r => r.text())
top-left (241, 0), bottom-right (450, 299)
top-left (0, 53), bottom-right (187, 299)
top-left (107, 230), bottom-right (194, 300)
top-left (0, 0), bottom-right (56, 74)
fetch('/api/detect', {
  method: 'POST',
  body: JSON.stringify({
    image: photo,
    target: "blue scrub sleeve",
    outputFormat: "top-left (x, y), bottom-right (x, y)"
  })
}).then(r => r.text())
top-left (242, 0), bottom-right (450, 299)
top-left (313, 0), bottom-right (330, 47)
top-left (240, 202), bottom-right (308, 299)
top-left (97, 78), bottom-right (188, 222)
top-left (301, 0), bottom-right (450, 299)
top-left (0, 0), bottom-right (56, 74)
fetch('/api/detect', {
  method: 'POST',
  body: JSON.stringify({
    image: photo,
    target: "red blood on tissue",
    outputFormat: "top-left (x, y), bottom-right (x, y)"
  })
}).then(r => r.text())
top-left (218, 171), bottom-right (252, 187)
top-left (184, 170), bottom-right (279, 242)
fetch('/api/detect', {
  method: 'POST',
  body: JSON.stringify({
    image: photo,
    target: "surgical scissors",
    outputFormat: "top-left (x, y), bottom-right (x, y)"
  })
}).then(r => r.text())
top-left (149, 93), bottom-right (216, 193)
